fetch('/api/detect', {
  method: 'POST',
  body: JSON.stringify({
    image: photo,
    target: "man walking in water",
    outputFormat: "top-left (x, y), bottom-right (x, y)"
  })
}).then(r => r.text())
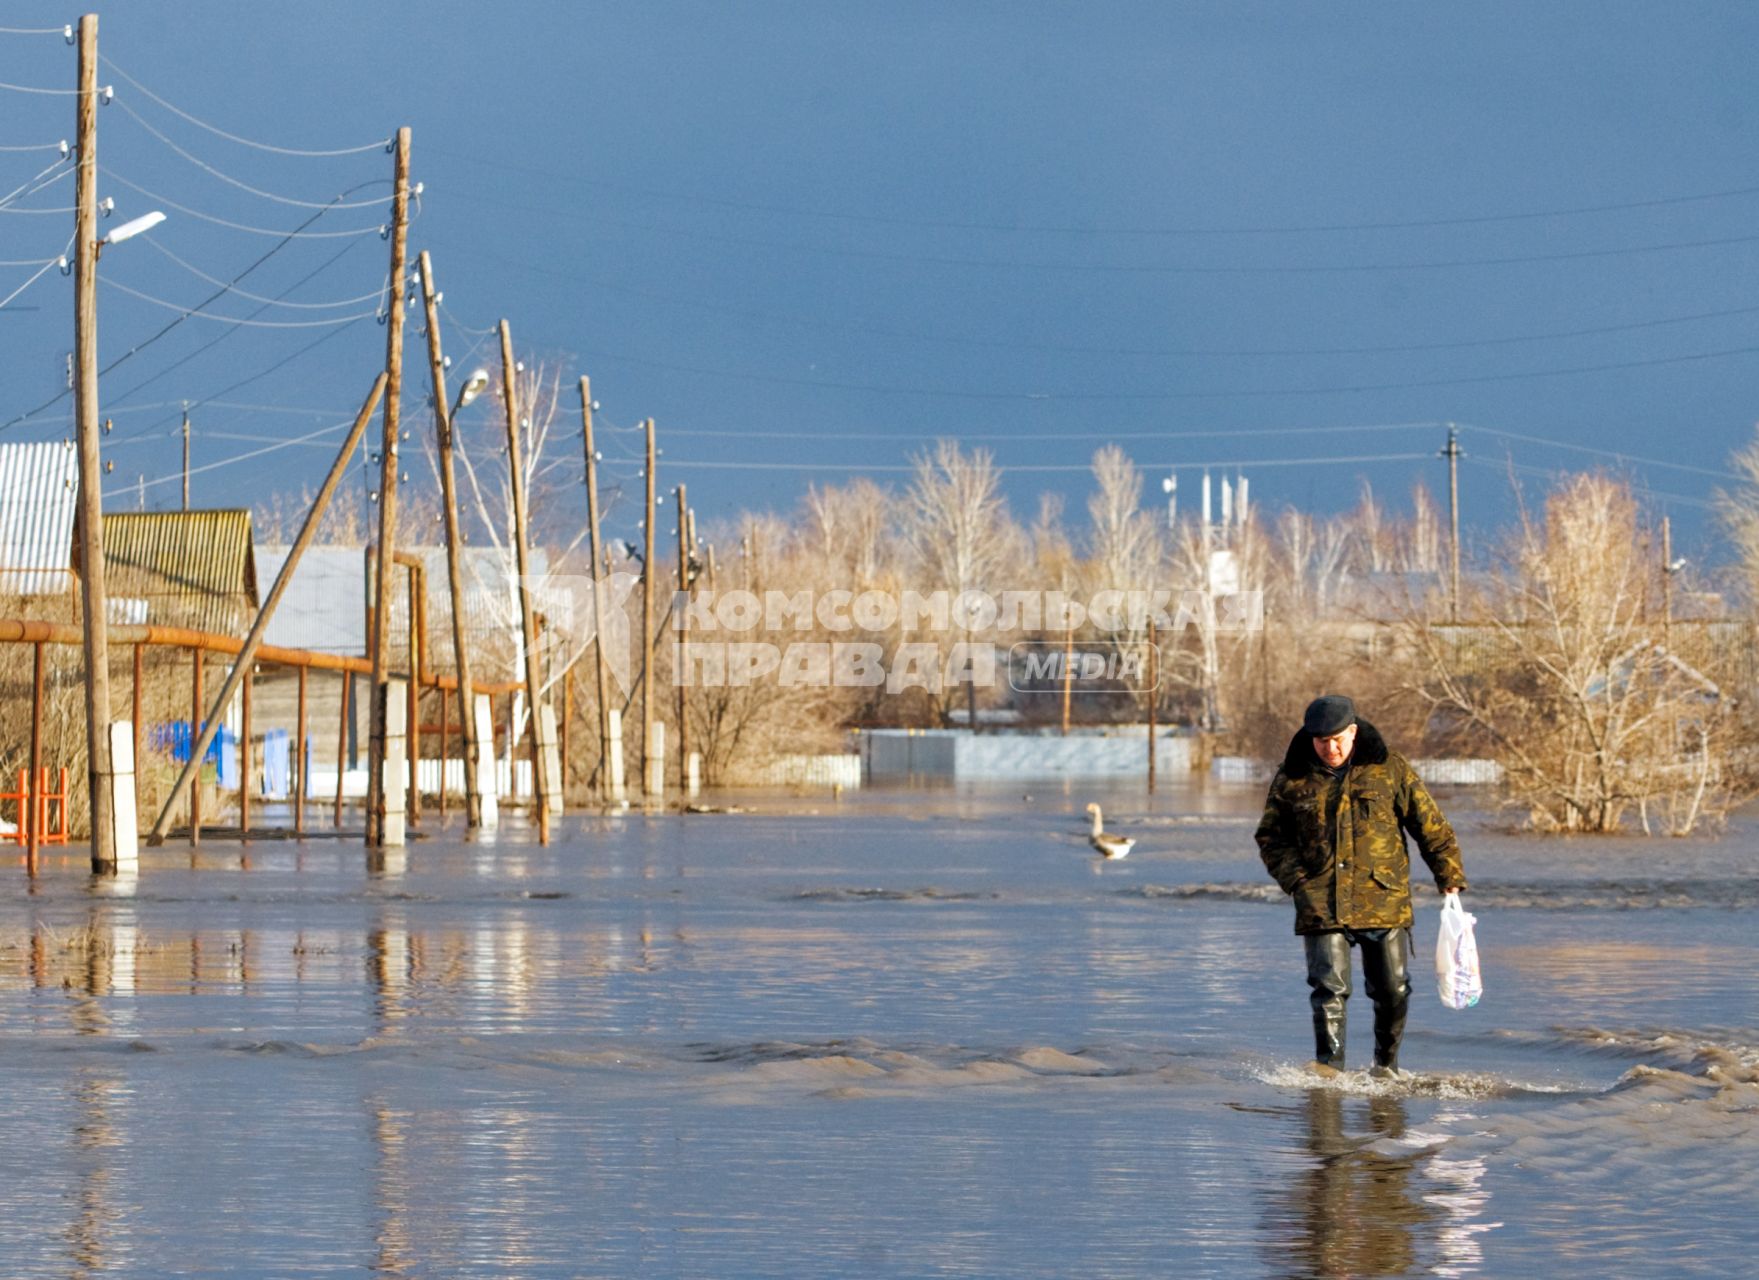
top-left (1255, 695), bottom-right (1468, 1076)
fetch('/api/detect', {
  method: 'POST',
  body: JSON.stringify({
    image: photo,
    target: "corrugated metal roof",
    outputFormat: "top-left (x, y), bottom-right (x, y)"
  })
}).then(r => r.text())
top-left (0, 441), bottom-right (78, 596)
top-left (97, 510), bottom-right (260, 636)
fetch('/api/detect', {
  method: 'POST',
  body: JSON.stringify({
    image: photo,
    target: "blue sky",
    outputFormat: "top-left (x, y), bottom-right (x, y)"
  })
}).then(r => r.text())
top-left (2, 2), bottom-right (1755, 561)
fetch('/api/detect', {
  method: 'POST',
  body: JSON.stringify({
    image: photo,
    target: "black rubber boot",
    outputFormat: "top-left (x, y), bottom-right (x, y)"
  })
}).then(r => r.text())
top-left (1360, 928), bottom-right (1412, 1070)
top-left (1303, 932), bottom-right (1352, 1068)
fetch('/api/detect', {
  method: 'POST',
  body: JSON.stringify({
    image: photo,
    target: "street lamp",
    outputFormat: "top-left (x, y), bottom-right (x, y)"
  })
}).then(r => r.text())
top-left (450, 367), bottom-right (490, 419)
top-left (97, 209), bottom-right (165, 257)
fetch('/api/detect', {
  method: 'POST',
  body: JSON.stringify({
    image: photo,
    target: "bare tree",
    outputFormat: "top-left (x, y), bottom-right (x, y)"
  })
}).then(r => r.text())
top-left (900, 440), bottom-right (1021, 725)
top-left (1406, 473), bottom-right (1746, 833)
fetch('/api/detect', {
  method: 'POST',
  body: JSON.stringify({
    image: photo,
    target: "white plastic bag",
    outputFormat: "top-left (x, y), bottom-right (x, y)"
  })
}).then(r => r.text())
top-left (1435, 890), bottom-right (1482, 1009)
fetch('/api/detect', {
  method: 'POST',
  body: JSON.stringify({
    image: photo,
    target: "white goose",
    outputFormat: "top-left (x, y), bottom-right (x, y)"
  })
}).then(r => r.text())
top-left (1085, 803), bottom-right (1135, 859)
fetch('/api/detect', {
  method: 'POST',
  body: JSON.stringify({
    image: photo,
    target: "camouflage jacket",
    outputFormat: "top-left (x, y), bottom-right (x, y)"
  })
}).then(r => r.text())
top-left (1254, 719), bottom-right (1467, 935)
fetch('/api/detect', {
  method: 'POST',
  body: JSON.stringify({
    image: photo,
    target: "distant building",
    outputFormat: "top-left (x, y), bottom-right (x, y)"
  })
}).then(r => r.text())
top-left (79, 510), bottom-right (261, 635)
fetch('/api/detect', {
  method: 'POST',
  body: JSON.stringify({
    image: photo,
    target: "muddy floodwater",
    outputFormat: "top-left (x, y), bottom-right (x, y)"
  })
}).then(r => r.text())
top-left (1, 781), bottom-right (1756, 1277)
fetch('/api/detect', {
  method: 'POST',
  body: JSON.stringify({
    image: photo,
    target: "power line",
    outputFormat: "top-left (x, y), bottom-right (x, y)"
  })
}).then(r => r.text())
top-left (433, 146), bottom-right (1759, 238)
top-left (463, 189), bottom-right (1759, 277)
top-left (142, 237), bottom-right (383, 309)
top-left (114, 99), bottom-right (394, 209)
top-left (107, 416), bottom-right (352, 498)
top-left (101, 276), bottom-right (379, 326)
top-left (104, 171), bottom-right (390, 238)
top-left (576, 340), bottom-right (1759, 403)
top-left (1456, 424), bottom-right (1732, 480)
top-left (484, 250), bottom-right (1759, 362)
top-left (658, 420), bottom-right (1442, 443)
top-left (660, 451), bottom-right (1439, 474)
top-left (100, 55), bottom-right (390, 158)
top-left (0, 242), bottom-right (70, 311)
top-left (102, 237), bottom-right (371, 418)
top-left (105, 314), bottom-right (368, 445)
top-left (1463, 455), bottom-right (1716, 512)
top-left (0, 159), bottom-right (71, 210)
top-left (1, 184), bottom-right (374, 433)
top-left (0, 79), bottom-right (82, 96)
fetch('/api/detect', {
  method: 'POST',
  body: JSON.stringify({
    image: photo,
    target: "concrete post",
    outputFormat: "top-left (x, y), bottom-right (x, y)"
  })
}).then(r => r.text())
top-left (538, 703), bottom-right (563, 817)
top-left (606, 708), bottom-right (627, 805)
top-left (645, 720), bottom-right (665, 803)
top-left (107, 721), bottom-right (138, 873)
top-left (472, 693), bottom-right (499, 830)
top-left (380, 678), bottom-right (407, 847)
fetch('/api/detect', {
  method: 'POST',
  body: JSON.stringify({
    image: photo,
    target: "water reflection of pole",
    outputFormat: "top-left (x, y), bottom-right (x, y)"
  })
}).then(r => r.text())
top-left (68, 1069), bottom-right (123, 1275)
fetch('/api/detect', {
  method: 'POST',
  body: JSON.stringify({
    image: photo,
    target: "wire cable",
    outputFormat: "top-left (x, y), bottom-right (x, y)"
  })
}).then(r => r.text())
top-left (108, 417), bottom-right (351, 498)
top-left (576, 341), bottom-right (1759, 403)
top-left (0, 240), bottom-right (71, 311)
top-left (657, 420), bottom-right (1443, 443)
top-left (102, 251), bottom-right (373, 429)
top-left (101, 277), bottom-right (380, 326)
top-left (1456, 424), bottom-right (1731, 480)
top-left (0, 79), bottom-right (82, 96)
top-left (104, 171), bottom-right (390, 238)
top-left (1, 184), bottom-right (375, 432)
top-left (433, 145), bottom-right (1759, 238)
top-left (1463, 455), bottom-right (1716, 512)
top-left (465, 189), bottom-right (1759, 276)
top-left (0, 142), bottom-right (67, 153)
top-left (141, 236), bottom-right (384, 309)
top-left (114, 99), bottom-right (394, 210)
top-left (0, 156), bottom-right (71, 210)
top-left (658, 451), bottom-right (1440, 474)
top-left (101, 55), bottom-right (390, 157)
top-left (495, 251), bottom-right (1759, 361)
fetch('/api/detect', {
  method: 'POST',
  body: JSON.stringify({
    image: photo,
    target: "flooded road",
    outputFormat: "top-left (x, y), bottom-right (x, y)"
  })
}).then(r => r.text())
top-left (1, 782), bottom-right (1755, 1277)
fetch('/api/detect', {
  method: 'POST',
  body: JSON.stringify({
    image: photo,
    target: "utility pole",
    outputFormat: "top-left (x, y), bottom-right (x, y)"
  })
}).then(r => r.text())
top-left (365, 125), bottom-right (411, 847)
top-left (500, 321), bottom-right (550, 842)
top-left (1146, 618), bottom-right (1158, 794)
top-left (1441, 424), bottom-right (1464, 622)
top-left (580, 377), bottom-right (613, 800)
top-left (1661, 514), bottom-right (1674, 649)
top-left (181, 404), bottom-right (190, 510)
top-left (641, 417), bottom-right (656, 790)
top-left (417, 251), bottom-right (481, 826)
top-left (73, 13), bottom-right (121, 873)
top-left (676, 483), bottom-right (689, 791)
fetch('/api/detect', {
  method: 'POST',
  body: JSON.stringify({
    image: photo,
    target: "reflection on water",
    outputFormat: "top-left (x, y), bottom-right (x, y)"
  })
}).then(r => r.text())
top-left (1267, 1090), bottom-right (1432, 1279)
top-left (0, 793), bottom-right (1754, 1275)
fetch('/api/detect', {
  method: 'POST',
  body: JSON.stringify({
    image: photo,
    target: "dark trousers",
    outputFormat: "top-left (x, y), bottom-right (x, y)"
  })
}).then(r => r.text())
top-left (1303, 928), bottom-right (1411, 1069)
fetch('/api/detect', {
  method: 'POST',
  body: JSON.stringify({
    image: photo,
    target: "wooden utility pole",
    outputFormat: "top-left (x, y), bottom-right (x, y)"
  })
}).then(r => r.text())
top-left (73, 13), bottom-right (120, 872)
top-left (580, 377), bottom-right (613, 800)
top-left (294, 664), bottom-right (308, 837)
top-left (641, 417), bottom-right (656, 786)
top-left (1146, 619), bottom-right (1158, 794)
top-left (1060, 625), bottom-right (1074, 734)
top-left (500, 320), bottom-right (550, 842)
top-left (416, 251), bottom-right (482, 827)
top-left (181, 404), bottom-right (191, 511)
top-left (1661, 514), bottom-right (1674, 649)
top-left (147, 375), bottom-right (386, 846)
top-left (675, 483), bottom-right (690, 791)
top-left (28, 643), bottom-right (44, 874)
top-left (365, 125), bottom-right (411, 847)
top-left (1441, 424), bottom-right (1463, 622)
